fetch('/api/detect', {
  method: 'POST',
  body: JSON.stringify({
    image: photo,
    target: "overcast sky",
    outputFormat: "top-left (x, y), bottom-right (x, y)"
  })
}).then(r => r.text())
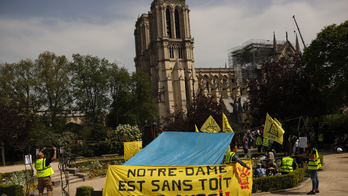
top-left (1, 0), bottom-right (347, 73)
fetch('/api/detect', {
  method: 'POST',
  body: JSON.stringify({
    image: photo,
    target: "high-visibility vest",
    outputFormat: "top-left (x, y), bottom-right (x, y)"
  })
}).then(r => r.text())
top-left (225, 152), bottom-right (236, 164)
top-left (318, 133), bottom-right (323, 142)
top-left (281, 157), bottom-right (294, 173)
top-left (256, 137), bottom-right (262, 145)
top-left (263, 138), bottom-right (269, 147)
top-left (308, 148), bottom-right (321, 170)
top-left (35, 158), bottom-right (54, 178)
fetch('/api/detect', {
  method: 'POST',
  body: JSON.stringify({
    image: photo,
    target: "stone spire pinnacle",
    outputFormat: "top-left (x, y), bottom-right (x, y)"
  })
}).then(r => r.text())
top-left (295, 33), bottom-right (301, 52)
top-left (273, 31), bottom-right (277, 54)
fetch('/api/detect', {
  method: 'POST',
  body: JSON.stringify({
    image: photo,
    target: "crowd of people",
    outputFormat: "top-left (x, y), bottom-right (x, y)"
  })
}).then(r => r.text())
top-left (226, 128), bottom-right (346, 194)
top-left (235, 129), bottom-right (347, 155)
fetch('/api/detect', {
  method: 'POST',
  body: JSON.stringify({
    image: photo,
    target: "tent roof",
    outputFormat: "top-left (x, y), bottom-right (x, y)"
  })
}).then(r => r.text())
top-left (124, 131), bottom-right (234, 166)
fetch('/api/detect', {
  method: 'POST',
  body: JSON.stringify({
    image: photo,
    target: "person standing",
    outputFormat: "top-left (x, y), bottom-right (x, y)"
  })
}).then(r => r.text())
top-left (256, 134), bottom-right (263, 152)
top-left (317, 131), bottom-right (324, 151)
top-left (247, 133), bottom-right (253, 149)
top-left (35, 147), bottom-right (57, 196)
top-left (263, 137), bottom-right (269, 153)
top-left (282, 140), bottom-right (291, 156)
top-left (243, 137), bottom-right (249, 154)
top-left (225, 141), bottom-right (251, 170)
top-left (297, 140), bottom-right (321, 194)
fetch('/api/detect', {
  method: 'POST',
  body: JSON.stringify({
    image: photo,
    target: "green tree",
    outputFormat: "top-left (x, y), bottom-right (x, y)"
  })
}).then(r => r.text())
top-left (0, 60), bottom-right (39, 113)
top-left (248, 54), bottom-right (325, 126)
top-left (303, 20), bottom-right (348, 113)
top-left (0, 103), bottom-right (34, 166)
top-left (71, 54), bottom-right (111, 125)
top-left (107, 71), bottom-right (158, 129)
top-left (107, 64), bottom-right (131, 128)
top-left (34, 51), bottom-right (74, 129)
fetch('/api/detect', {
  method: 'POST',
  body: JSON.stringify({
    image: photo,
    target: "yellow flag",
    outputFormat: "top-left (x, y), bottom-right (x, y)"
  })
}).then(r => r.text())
top-left (195, 124), bottom-right (199, 132)
top-left (200, 115), bottom-right (221, 133)
top-left (274, 118), bottom-right (284, 144)
top-left (222, 113), bottom-right (234, 132)
top-left (264, 113), bottom-right (285, 145)
top-left (124, 141), bottom-right (142, 161)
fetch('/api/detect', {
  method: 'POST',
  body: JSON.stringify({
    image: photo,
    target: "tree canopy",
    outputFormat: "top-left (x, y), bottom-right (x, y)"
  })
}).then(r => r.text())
top-left (35, 51), bottom-right (74, 129)
top-left (0, 59), bottom-right (39, 114)
top-left (303, 20), bottom-right (348, 113)
top-left (106, 71), bottom-right (158, 129)
top-left (0, 104), bottom-right (34, 166)
top-left (161, 94), bottom-right (222, 132)
top-left (71, 54), bottom-right (112, 124)
top-left (248, 54), bottom-right (325, 126)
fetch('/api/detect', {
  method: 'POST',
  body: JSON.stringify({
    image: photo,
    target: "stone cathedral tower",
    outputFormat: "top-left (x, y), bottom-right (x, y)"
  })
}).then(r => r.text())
top-left (134, 0), bottom-right (196, 120)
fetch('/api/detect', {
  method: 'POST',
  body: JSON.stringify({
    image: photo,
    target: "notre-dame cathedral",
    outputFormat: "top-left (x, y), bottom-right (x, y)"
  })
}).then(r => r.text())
top-left (134, 0), bottom-right (300, 126)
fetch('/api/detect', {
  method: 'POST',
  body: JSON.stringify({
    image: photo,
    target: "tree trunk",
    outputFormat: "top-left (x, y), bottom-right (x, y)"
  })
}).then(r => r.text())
top-left (1, 141), bottom-right (5, 166)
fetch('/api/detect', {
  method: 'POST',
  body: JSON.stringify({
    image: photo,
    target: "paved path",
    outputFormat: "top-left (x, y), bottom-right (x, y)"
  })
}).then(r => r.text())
top-left (1, 149), bottom-right (347, 196)
top-left (0, 161), bottom-right (60, 174)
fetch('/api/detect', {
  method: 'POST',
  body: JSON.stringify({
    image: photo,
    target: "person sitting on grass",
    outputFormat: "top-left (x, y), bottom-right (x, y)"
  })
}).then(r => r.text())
top-left (254, 163), bottom-right (266, 178)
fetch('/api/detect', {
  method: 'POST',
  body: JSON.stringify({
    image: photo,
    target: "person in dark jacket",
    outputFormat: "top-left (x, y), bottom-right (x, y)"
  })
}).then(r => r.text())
top-left (225, 141), bottom-right (251, 170)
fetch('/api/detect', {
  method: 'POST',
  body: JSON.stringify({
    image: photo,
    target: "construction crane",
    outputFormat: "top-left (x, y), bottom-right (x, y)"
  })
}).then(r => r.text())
top-left (292, 15), bottom-right (306, 49)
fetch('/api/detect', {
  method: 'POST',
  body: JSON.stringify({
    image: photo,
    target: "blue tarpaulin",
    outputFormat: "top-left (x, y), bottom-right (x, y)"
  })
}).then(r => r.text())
top-left (124, 131), bottom-right (234, 166)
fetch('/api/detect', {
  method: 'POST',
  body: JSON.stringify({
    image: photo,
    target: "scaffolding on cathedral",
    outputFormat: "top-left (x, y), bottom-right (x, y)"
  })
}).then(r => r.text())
top-left (227, 39), bottom-right (287, 83)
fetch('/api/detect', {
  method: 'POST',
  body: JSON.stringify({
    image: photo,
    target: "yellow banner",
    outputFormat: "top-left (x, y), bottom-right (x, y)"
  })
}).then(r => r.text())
top-left (103, 161), bottom-right (252, 196)
top-left (222, 113), bottom-right (234, 132)
top-left (200, 115), bottom-right (221, 133)
top-left (124, 141), bottom-right (142, 161)
top-left (264, 113), bottom-right (285, 145)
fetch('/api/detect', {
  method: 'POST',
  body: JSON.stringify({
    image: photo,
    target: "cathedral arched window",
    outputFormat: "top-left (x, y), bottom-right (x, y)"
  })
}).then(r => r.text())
top-left (169, 45), bottom-right (174, 58)
top-left (175, 9), bottom-right (181, 38)
top-left (166, 9), bottom-right (172, 38)
top-left (178, 46), bottom-right (183, 59)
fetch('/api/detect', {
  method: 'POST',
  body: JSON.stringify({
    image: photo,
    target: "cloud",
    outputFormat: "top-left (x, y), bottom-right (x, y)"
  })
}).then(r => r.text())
top-left (190, 0), bottom-right (348, 69)
top-left (1, 0), bottom-right (347, 73)
top-left (0, 16), bottom-right (136, 70)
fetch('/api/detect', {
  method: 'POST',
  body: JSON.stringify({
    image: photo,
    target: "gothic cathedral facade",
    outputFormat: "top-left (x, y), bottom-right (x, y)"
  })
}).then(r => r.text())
top-left (134, 0), bottom-right (196, 120)
top-left (134, 0), bottom-right (299, 126)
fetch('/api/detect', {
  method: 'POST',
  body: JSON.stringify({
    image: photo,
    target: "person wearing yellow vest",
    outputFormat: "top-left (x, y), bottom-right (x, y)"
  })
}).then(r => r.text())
top-left (317, 131), bottom-right (324, 151)
top-left (263, 137), bottom-right (269, 152)
top-left (280, 156), bottom-right (297, 174)
top-left (256, 134), bottom-right (262, 152)
top-left (297, 140), bottom-right (321, 195)
top-left (225, 141), bottom-right (250, 170)
top-left (35, 147), bottom-right (56, 196)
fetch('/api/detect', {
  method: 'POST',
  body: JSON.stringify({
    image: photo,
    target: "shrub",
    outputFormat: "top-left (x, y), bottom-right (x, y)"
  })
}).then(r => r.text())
top-left (76, 186), bottom-right (94, 196)
top-left (107, 124), bottom-right (141, 154)
top-left (0, 184), bottom-right (24, 196)
top-left (68, 158), bottom-right (125, 168)
top-left (252, 168), bottom-right (307, 193)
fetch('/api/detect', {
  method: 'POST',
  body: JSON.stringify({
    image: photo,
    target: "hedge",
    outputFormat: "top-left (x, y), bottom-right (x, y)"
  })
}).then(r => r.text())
top-left (76, 186), bottom-right (94, 196)
top-left (68, 158), bottom-right (125, 168)
top-left (0, 184), bottom-right (24, 196)
top-left (1, 169), bottom-right (33, 180)
top-left (252, 168), bottom-right (307, 193)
